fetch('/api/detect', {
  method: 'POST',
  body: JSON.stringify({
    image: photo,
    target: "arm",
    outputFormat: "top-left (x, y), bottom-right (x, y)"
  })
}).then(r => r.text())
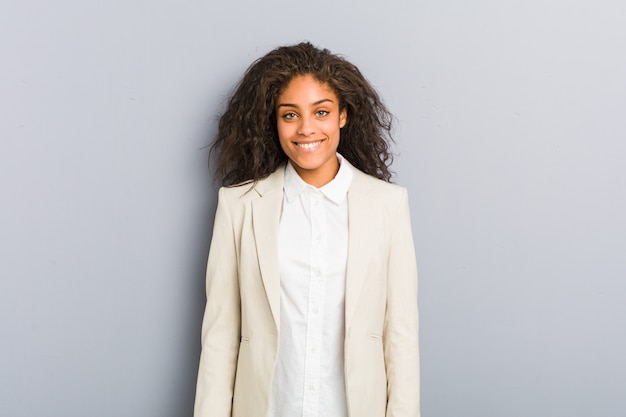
top-left (384, 188), bottom-right (421, 417)
top-left (194, 187), bottom-right (241, 417)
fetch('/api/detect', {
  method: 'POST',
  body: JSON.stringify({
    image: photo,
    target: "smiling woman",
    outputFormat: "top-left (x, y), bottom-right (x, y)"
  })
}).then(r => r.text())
top-left (195, 43), bottom-right (420, 417)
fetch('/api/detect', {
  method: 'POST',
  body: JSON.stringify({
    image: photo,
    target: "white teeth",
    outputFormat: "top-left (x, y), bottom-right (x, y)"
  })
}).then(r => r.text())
top-left (297, 141), bottom-right (321, 149)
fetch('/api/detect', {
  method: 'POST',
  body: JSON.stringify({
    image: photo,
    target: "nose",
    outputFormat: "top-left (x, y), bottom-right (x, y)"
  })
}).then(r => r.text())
top-left (297, 115), bottom-right (315, 136)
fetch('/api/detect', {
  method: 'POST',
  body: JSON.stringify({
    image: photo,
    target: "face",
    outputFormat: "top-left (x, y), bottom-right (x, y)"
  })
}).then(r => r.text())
top-left (276, 74), bottom-right (347, 187)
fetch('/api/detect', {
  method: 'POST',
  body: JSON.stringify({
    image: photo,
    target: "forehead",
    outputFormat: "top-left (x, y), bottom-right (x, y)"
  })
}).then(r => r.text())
top-left (278, 74), bottom-right (337, 103)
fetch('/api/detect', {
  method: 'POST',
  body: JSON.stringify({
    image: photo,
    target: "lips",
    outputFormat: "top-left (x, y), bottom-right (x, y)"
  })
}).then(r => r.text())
top-left (294, 139), bottom-right (324, 150)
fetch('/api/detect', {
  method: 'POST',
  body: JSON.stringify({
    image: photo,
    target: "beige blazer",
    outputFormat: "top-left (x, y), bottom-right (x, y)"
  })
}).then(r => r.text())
top-left (194, 165), bottom-right (420, 417)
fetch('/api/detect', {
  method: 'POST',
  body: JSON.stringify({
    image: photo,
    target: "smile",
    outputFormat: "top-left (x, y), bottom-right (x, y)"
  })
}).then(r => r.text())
top-left (295, 140), bottom-right (324, 150)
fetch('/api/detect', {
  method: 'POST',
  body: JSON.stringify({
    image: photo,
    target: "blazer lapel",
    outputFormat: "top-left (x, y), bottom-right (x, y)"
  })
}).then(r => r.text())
top-left (250, 166), bottom-right (377, 332)
top-left (251, 168), bottom-right (285, 329)
top-left (345, 170), bottom-right (375, 332)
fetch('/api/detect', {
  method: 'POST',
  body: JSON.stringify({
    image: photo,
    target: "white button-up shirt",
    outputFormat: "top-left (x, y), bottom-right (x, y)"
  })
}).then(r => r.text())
top-left (268, 155), bottom-right (353, 417)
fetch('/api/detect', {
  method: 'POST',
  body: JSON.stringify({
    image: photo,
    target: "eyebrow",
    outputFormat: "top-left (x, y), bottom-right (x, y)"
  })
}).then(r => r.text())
top-left (277, 98), bottom-right (334, 108)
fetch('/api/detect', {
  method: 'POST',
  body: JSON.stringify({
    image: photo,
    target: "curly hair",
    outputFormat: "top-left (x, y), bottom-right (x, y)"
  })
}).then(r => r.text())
top-left (210, 42), bottom-right (395, 186)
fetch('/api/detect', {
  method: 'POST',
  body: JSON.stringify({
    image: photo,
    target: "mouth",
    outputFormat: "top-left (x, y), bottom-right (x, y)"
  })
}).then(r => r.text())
top-left (294, 139), bottom-right (324, 150)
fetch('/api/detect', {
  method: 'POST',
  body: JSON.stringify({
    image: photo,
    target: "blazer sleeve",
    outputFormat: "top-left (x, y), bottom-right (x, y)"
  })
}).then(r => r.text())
top-left (194, 187), bottom-right (241, 417)
top-left (384, 187), bottom-right (421, 417)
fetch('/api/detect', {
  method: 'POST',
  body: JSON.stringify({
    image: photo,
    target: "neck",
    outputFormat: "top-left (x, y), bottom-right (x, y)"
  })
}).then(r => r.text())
top-left (292, 157), bottom-right (340, 188)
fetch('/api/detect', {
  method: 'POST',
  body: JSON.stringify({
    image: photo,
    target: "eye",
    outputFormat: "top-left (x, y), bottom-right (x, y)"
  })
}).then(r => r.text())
top-left (282, 112), bottom-right (298, 120)
top-left (315, 110), bottom-right (329, 117)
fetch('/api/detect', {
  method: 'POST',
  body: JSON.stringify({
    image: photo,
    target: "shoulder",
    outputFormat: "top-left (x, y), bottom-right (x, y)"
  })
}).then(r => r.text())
top-left (218, 165), bottom-right (286, 203)
top-left (350, 167), bottom-right (408, 207)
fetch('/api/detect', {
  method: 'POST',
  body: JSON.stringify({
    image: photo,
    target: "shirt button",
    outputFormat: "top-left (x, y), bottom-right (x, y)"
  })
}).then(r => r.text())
top-left (308, 385), bottom-right (315, 391)
top-left (313, 307), bottom-right (319, 314)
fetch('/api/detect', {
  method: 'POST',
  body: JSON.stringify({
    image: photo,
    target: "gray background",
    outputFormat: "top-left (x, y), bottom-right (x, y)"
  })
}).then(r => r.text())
top-left (1, 0), bottom-right (625, 416)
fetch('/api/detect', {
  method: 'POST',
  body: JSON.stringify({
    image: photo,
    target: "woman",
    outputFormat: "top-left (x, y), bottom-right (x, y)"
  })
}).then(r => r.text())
top-left (194, 42), bottom-right (420, 417)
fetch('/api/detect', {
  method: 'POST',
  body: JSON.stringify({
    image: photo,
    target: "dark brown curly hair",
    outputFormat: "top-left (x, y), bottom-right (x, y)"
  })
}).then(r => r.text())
top-left (211, 42), bottom-right (395, 186)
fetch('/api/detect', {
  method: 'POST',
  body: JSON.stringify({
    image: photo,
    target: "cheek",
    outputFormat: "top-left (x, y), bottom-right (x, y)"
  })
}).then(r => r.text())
top-left (327, 121), bottom-right (342, 138)
top-left (276, 125), bottom-right (289, 146)
top-left (276, 124), bottom-right (293, 151)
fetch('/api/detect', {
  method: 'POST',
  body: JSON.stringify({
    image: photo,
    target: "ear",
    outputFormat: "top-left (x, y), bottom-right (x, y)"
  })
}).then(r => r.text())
top-left (339, 108), bottom-right (347, 128)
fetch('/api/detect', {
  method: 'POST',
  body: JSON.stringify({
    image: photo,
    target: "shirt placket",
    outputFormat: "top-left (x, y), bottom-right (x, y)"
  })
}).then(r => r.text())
top-left (302, 189), bottom-right (327, 417)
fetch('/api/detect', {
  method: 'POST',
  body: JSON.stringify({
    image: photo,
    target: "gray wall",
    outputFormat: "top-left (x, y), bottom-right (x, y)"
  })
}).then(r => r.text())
top-left (1, 1), bottom-right (624, 416)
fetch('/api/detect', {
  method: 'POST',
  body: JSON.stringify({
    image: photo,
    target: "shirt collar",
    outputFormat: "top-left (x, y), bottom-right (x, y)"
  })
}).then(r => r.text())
top-left (283, 153), bottom-right (354, 205)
